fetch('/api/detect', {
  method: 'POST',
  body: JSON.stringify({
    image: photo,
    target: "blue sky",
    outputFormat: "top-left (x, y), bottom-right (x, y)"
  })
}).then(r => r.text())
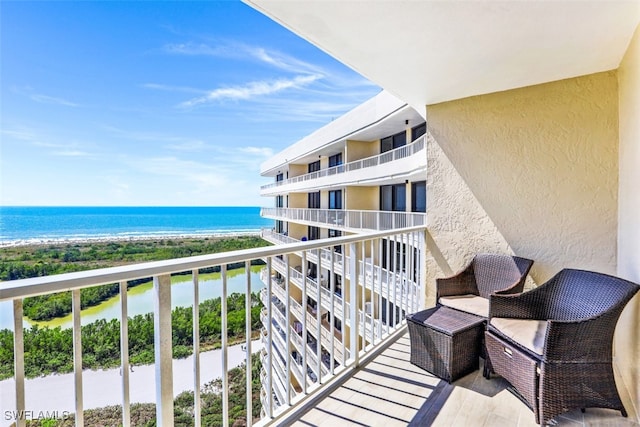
top-left (0, 1), bottom-right (379, 207)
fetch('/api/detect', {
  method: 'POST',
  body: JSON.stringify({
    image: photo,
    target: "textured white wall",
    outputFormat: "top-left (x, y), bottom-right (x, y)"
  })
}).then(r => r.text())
top-left (425, 71), bottom-right (619, 286)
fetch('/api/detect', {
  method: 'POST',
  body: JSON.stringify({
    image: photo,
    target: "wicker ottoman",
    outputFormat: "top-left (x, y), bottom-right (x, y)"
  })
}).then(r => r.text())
top-left (407, 306), bottom-right (484, 383)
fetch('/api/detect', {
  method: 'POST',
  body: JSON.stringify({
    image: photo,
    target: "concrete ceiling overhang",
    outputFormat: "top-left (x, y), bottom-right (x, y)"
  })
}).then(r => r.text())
top-left (244, 0), bottom-right (640, 115)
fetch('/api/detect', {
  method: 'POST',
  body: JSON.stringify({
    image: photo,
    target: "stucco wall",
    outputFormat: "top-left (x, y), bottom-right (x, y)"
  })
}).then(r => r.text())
top-left (425, 72), bottom-right (619, 289)
top-left (617, 23), bottom-right (640, 422)
top-left (289, 164), bottom-right (306, 178)
top-left (346, 140), bottom-right (376, 162)
top-left (345, 186), bottom-right (378, 210)
top-left (288, 193), bottom-right (306, 209)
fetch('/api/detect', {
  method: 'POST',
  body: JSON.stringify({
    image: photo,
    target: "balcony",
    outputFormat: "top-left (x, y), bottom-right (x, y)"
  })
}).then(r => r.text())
top-left (2, 226), bottom-right (631, 427)
top-left (261, 207), bottom-right (427, 232)
top-left (260, 135), bottom-right (426, 196)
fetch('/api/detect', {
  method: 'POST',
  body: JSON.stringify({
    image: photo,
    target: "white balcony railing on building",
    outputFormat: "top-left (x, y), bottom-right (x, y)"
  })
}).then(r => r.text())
top-left (261, 135), bottom-right (426, 191)
top-left (261, 208), bottom-right (427, 232)
top-left (262, 229), bottom-right (418, 314)
top-left (0, 226), bottom-right (425, 427)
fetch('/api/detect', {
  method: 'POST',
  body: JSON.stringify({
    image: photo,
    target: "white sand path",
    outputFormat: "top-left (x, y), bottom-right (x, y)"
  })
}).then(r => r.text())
top-left (0, 340), bottom-right (263, 426)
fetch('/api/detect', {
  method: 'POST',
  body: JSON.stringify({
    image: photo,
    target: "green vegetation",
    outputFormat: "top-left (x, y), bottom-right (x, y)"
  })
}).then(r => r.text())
top-left (0, 236), bottom-right (270, 320)
top-left (22, 353), bottom-right (262, 427)
top-left (0, 292), bottom-right (262, 380)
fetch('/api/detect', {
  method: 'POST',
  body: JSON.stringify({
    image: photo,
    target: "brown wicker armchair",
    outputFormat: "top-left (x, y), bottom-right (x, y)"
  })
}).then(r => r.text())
top-left (485, 269), bottom-right (640, 425)
top-left (437, 254), bottom-right (534, 318)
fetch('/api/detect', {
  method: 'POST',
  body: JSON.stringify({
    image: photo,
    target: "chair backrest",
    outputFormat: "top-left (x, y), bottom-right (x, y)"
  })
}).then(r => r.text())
top-left (473, 254), bottom-right (533, 298)
top-left (543, 269), bottom-right (640, 321)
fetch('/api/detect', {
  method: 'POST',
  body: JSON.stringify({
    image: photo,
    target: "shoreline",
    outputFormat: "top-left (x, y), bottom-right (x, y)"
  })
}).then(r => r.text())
top-left (0, 230), bottom-right (264, 249)
top-left (0, 339), bottom-right (264, 427)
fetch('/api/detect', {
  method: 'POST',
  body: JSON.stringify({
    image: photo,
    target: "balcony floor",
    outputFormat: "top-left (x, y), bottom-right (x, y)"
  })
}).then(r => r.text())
top-left (290, 332), bottom-right (639, 427)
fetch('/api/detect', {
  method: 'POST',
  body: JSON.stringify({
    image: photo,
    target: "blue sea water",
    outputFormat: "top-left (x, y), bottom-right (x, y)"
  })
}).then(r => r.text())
top-left (0, 206), bottom-right (272, 245)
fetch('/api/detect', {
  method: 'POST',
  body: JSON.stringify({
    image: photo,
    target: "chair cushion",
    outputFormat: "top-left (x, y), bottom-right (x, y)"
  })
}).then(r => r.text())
top-left (439, 294), bottom-right (489, 318)
top-left (490, 317), bottom-right (547, 355)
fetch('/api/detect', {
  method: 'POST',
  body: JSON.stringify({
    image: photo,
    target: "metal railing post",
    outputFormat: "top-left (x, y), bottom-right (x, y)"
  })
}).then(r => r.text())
top-left (245, 261), bottom-right (253, 427)
top-left (72, 289), bottom-right (83, 427)
top-left (153, 274), bottom-right (173, 427)
top-left (12, 300), bottom-right (25, 427)
top-left (119, 281), bottom-right (131, 427)
top-left (349, 242), bottom-right (359, 367)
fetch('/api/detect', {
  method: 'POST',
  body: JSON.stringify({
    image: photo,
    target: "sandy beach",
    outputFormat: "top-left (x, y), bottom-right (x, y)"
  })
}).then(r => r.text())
top-left (0, 231), bottom-right (262, 249)
top-left (0, 340), bottom-right (263, 426)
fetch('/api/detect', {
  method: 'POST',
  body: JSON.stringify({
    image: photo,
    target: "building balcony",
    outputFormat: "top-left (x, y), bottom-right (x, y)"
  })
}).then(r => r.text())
top-left (261, 207), bottom-right (427, 232)
top-left (260, 135), bottom-right (426, 196)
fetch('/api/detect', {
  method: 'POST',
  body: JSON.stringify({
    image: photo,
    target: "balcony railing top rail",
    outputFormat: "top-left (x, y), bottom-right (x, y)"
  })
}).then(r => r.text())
top-left (261, 135), bottom-right (425, 191)
top-left (261, 207), bottom-right (427, 232)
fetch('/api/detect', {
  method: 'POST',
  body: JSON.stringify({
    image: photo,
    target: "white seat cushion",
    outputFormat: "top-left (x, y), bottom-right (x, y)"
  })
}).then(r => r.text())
top-left (439, 294), bottom-right (489, 318)
top-left (490, 317), bottom-right (548, 355)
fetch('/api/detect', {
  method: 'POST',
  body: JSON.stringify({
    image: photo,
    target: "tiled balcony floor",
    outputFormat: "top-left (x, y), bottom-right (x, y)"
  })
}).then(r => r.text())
top-left (290, 332), bottom-right (639, 427)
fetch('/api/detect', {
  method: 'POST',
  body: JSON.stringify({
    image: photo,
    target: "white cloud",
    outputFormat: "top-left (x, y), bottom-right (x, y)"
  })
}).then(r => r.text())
top-left (166, 140), bottom-right (209, 152)
top-left (163, 41), bottom-right (324, 75)
top-left (141, 83), bottom-right (205, 94)
top-left (238, 146), bottom-right (274, 157)
top-left (1, 128), bottom-right (39, 143)
top-left (102, 125), bottom-right (209, 150)
top-left (163, 42), bottom-right (230, 57)
top-left (179, 74), bottom-right (322, 107)
top-left (30, 94), bottom-right (80, 107)
top-left (13, 87), bottom-right (81, 107)
top-left (2, 128), bottom-right (96, 157)
top-left (52, 150), bottom-right (91, 157)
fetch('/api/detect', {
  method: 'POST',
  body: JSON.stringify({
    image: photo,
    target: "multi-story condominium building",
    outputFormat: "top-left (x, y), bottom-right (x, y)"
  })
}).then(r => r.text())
top-left (258, 91), bottom-right (428, 412)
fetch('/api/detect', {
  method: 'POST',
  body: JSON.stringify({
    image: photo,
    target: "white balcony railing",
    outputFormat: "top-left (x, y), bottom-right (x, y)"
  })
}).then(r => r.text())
top-left (0, 226), bottom-right (425, 427)
top-left (263, 229), bottom-right (417, 313)
top-left (261, 207), bottom-right (427, 232)
top-left (261, 135), bottom-right (426, 192)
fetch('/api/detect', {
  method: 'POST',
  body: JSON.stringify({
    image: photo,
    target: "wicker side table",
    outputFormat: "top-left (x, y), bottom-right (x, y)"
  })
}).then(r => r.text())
top-left (407, 306), bottom-right (484, 383)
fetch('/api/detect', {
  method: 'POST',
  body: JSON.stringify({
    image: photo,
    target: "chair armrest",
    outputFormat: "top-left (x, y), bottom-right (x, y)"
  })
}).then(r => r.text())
top-left (493, 279), bottom-right (526, 295)
top-left (436, 263), bottom-right (477, 299)
top-left (488, 289), bottom-right (548, 320)
top-left (543, 312), bottom-right (620, 363)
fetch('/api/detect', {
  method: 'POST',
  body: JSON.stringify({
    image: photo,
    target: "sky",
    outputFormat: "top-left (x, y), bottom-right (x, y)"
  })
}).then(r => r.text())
top-left (0, 1), bottom-right (380, 207)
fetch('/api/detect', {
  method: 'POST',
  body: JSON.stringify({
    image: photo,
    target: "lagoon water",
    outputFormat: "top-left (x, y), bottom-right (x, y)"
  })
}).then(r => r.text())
top-left (0, 267), bottom-right (265, 331)
top-left (0, 206), bottom-right (272, 330)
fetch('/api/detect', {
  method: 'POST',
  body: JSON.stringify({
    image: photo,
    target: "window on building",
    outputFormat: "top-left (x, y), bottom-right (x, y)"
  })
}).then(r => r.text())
top-left (380, 184), bottom-right (406, 211)
top-left (307, 261), bottom-right (318, 279)
top-left (411, 181), bottom-right (426, 212)
top-left (275, 220), bottom-right (284, 234)
top-left (308, 192), bottom-right (320, 209)
top-left (276, 173), bottom-right (284, 182)
top-left (328, 153), bottom-right (343, 167)
top-left (308, 160), bottom-right (320, 173)
top-left (328, 190), bottom-right (342, 209)
top-left (381, 239), bottom-right (409, 273)
top-left (381, 131), bottom-right (407, 153)
top-left (411, 122), bottom-right (426, 141)
top-left (329, 229), bottom-right (342, 253)
top-left (276, 195), bottom-right (284, 208)
top-left (308, 226), bottom-right (320, 241)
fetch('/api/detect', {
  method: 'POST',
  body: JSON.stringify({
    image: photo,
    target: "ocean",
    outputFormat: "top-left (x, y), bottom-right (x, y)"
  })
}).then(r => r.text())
top-left (0, 206), bottom-right (273, 245)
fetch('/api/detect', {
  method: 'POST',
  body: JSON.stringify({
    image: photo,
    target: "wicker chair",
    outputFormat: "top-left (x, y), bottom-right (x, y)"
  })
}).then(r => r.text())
top-left (437, 254), bottom-right (534, 319)
top-left (485, 269), bottom-right (640, 425)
